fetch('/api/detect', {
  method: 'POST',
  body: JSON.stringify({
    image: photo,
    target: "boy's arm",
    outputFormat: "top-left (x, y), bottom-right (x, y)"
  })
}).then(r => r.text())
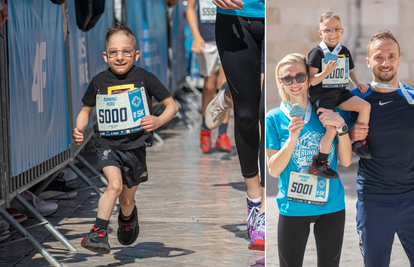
top-left (349, 69), bottom-right (369, 93)
top-left (185, 0), bottom-right (205, 55)
top-left (73, 105), bottom-right (94, 145)
top-left (308, 62), bottom-right (337, 86)
top-left (140, 96), bottom-right (179, 132)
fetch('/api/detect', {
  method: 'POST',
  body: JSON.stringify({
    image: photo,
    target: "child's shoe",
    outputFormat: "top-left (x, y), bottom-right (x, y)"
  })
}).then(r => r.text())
top-left (248, 212), bottom-right (265, 251)
top-left (246, 198), bottom-right (261, 238)
top-left (352, 140), bottom-right (372, 159)
top-left (214, 133), bottom-right (231, 153)
top-left (200, 130), bottom-right (212, 153)
top-left (117, 206), bottom-right (139, 246)
top-left (81, 225), bottom-right (110, 254)
top-left (308, 156), bottom-right (339, 179)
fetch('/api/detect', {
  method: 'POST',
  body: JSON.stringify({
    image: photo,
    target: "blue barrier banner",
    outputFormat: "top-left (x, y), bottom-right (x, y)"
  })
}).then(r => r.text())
top-left (8, 0), bottom-right (70, 176)
top-left (126, 0), bottom-right (169, 89)
top-left (86, 0), bottom-right (114, 79)
top-left (170, 1), bottom-right (187, 93)
top-left (67, 0), bottom-right (90, 128)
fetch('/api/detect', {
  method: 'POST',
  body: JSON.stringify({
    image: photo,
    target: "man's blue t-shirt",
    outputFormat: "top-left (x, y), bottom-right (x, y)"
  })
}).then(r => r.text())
top-left (217, 0), bottom-right (264, 18)
top-left (342, 83), bottom-right (414, 202)
top-left (266, 101), bottom-right (345, 216)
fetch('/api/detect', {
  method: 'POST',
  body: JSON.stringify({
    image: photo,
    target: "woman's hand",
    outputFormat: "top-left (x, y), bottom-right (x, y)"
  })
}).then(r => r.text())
top-left (317, 107), bottom-right (344, 128)
top-left (288, 116), bottom-right (305, 142)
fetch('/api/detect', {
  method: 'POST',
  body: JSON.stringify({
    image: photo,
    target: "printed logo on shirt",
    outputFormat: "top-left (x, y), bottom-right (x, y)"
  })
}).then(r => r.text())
top-left (102, 149), bottom-right (111, 160)
top-left (379, 100), bottom-right (393, 106)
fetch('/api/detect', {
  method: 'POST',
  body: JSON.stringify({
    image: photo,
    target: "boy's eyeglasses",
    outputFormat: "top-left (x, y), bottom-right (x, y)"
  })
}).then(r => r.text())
top-left (322, 27), bottom-right (342, 35)
top-left (106, 49), bottom-right (135, 58)
top-left (279, 73), bottom-right (307, 85)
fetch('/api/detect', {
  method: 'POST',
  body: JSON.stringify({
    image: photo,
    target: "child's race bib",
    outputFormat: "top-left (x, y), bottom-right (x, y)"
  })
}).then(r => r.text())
top-left (199, 0), bottom-right (216, 23)
top-left (96, 87), bottom-right (150, 136)
top-left (322, 56), bottom-right (349, 88)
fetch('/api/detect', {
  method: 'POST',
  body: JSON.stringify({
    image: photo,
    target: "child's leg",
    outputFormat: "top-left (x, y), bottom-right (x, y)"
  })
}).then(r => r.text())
top-left (338, 96), bottom-right (371, 125)
top-left (96, 166), bottom-right (124, 221)
top-left (319, 125), bottom-right (337, 155)
top-left (118, 184), bottom-right (139, 217)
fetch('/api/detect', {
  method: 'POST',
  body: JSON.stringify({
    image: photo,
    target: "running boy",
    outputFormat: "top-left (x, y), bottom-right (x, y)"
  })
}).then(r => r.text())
top-left (308, 11), bottom-right (371, 179)
top-left (73, 24), bottom-right (178, 254)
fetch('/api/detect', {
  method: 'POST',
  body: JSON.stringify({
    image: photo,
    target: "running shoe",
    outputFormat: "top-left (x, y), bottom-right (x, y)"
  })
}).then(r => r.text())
top-left (0, 219), bottom-right (10, 242)
top-left (248, 212), bottom-right (265, 251)
top-left (308, 156), bottom-right (339, 179)
top-left (10, 191), bottom-right (58, 217)
top-left (200, 130), bottom-right (212, 153)
top-left (246, 198), bottom-right (261, 238)
top-left (352, 140), bottom-right (372, 159)
top-left (214, 133), bottom-right (231, 153)
top-left (117, 206), bottom-right (139, 246)
top-left (81, 225), bottom-right (110, 254)
top-left (0, 229), bottom-right (10, 242)
top-left (6, 208), bottom-right (28, 224)
top-left (38, 177), bottom-right (77, 200)
top-left (60, 167), bottom-right (78, 182)
top-left (205, 83), bottom-right (229, 130)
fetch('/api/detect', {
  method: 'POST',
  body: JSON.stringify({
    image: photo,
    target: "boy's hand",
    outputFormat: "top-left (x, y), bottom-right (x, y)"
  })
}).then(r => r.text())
top-left (141, 116), bottom-right (162, 132)
top-left (72, 128), bottom-right (84, 145)
top-left (357, 84), bottom-right (369, 94)
top-left (191, 36), bottom-right (205, 55)
top-left (324, 60), bottom-right (338, 75)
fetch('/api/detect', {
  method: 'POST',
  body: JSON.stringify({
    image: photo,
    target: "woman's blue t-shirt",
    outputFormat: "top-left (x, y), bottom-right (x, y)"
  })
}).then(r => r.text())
top-left (266, 102), bottom-right (345, 216)
top-left (217, 0), bottom-right (264, 18)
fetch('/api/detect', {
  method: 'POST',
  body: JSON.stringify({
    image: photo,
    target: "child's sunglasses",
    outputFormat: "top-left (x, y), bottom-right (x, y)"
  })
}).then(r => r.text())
top-left (279, 73), bottom-right (307, 85)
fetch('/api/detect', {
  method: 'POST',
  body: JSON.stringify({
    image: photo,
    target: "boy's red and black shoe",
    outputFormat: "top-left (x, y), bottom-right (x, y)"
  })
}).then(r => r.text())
top-left (117, 206), bottom-right (139, 246)
top-left (308, 156), bottom-right (339, 179)
top-left (81, 225), bottom-right (110, 254)
top-left (352, 140), bottom-right (372, 159)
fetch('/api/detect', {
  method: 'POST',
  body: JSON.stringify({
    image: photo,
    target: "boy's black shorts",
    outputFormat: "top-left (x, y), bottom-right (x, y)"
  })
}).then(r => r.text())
top-left (310, 87), bottom-right (355, 114)
top-left (95, 143), bottom-right (148, 188)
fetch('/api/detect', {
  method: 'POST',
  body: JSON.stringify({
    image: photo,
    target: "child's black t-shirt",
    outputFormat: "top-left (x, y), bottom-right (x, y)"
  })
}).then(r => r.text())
top-left (308, 44), bottom-right (355, 93)
top-left (82, 65), bottom-right (171, 150)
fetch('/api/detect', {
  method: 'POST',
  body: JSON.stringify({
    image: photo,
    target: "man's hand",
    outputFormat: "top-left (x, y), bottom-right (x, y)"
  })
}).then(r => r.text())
top-left (349, 123), bottom-right (369, 142)
top-left (213, 0), bottom-right (244, 10)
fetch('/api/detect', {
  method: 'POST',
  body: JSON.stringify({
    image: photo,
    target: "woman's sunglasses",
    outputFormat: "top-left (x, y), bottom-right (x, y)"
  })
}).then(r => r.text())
top-left (279, 73), bottom-right (307, 85)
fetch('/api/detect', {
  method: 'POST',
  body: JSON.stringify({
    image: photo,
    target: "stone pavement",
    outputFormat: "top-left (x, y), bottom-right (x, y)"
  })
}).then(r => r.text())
top-left (0, 114), bottom-right (264, 266)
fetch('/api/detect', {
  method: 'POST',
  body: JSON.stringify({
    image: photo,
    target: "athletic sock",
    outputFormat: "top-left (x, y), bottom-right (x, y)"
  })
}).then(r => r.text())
top-left (218, 123), bottom-right (228, 137)
top-left (246, 193), bottom-right (262, 204)
top-left (94, 217), bottom-right (109, 230)
top-left (120, 207), bottom-right (135, 221)
top-left (317, 152), bottom-right (329, 164)
top-left (201, 117), bottom-right (208, 130)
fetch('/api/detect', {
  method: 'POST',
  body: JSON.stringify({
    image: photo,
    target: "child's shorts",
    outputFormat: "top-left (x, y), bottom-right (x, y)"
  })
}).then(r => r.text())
top-left (95, 143), bottom-right (148, 188)
top-left (197, 41), bottom-right (221, 77)
top-left (310, 87), bottom-right (355, 113)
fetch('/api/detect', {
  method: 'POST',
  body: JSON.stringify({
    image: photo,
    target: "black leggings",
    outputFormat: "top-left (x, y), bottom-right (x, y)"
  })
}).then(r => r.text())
top-left (278, 209), bottom-right (345, 267)
top-left (215, 13), bottom-right (264, 181)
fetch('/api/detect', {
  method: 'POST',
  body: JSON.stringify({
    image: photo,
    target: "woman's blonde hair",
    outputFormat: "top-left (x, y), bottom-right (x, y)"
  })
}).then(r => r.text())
top-left (275, 53), bottom-right (308, 101)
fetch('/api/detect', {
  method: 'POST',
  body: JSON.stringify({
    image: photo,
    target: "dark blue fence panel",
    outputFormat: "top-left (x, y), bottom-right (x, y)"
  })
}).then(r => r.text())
top-left (8, 0), bottom-right (70, 176)
top-left (67, 0), bottom-right (90, 128)
top-left (86, 0), bottom-right (114, 79)
top-left (170, 0), bottom-right (187, 94)
top-left (126, 0), bottom-right (169, 89)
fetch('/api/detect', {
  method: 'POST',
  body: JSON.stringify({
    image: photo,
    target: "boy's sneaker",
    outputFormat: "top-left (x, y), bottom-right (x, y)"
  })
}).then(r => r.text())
top-left (246, 198), bottom-right (261, 238)
top-left (10, 191), bottom-right (58, 217)
top-left (205, 83), bottom-right (229, 130)
top-left (352, 140), bottom-right (372, 159)
top-left (214, 133), bottom-right (231, 153)
top-left (117, 206), bottom-right (139, 246)
top-left (308, 156), bottom-right (339, 179)
top-left (200, 130), bottom-right (212, 153)
top-left (6, 208), bottom-right (28, 224)
top-left (248, 212), bottom-right (265, 251)
top-left (81, 225), bottom-right (110, 254)
top-left (38, 177), bottom-right (77, 200)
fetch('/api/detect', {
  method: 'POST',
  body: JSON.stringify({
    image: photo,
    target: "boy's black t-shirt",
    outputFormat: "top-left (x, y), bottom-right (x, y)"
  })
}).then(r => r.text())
top-left (308, 44), bottom-right (355, 93)
top-left (82, 65), bottom-right (171, 150)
